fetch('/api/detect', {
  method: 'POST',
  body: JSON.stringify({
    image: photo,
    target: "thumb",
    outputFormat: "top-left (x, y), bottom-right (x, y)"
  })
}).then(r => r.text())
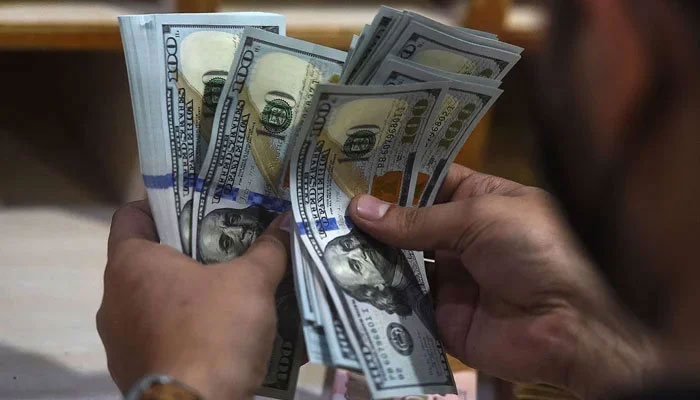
top-left (348, 194), bottom-right (477, 251)
top-left (241, 212), bottom-right (292, 291)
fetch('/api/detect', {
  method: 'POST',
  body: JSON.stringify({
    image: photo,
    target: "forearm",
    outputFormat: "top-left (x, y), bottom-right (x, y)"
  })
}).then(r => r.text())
top-left (566, 304), bottom-right (663, 399)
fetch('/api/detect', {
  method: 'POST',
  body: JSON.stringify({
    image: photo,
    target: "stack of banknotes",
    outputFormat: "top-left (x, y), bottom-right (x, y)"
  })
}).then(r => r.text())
top-left (119, 6), bottom-right (521, 399)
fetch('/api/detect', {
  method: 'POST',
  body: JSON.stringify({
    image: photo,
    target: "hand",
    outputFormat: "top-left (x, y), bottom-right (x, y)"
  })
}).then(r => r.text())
top-left (348, 165), bottom-right (660, 399)
top-left (97, 201), bottom-right (290, 400)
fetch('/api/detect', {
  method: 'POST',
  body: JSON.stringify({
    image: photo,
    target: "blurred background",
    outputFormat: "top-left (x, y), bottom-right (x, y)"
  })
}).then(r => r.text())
top-left (0, 0), bottom-right (548, 398)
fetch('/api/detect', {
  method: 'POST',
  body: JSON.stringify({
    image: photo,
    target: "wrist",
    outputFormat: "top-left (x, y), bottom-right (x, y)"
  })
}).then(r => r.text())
top-left (126, 375), bottom-right (204, 400)
top-left (150, 356), bottom-right (258, 400)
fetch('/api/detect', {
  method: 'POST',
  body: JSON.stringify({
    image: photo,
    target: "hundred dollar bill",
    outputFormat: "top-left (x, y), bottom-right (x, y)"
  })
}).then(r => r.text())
top-left (302, 321), bottom-right (333, 366)
top-left (191, 29), bottom-right (345, 398)
top-left (291, 83), bottom-right (456, 398)
top-left (193, 27), bottom-right (345, 261)
top-left (299, 82), bottom-right (446, 206)
top-left (345, 6), bottom-right (507, 85)
top-left (294, 231), bottom-right (333, 366)
top-left (342, 6), bottom-right (509, 84)
top-left (404, 10), bottom-right (522, 54)
top-left (294, 227), bottom-right (360, 369)
top-left (119, 13), bottom-right (286, 254)
top-left (368, 56), bottom-right (502, 206)
top-left (310, 261), bottom-right (362, 370)
top-left (341, 6), bottom-right (402, 83)
top-left (120, 15), bottom-right (178, 249)
top-left (368, 54), bottom-right (501, 88)
top-left (354, 20), bottom-right (520, 85)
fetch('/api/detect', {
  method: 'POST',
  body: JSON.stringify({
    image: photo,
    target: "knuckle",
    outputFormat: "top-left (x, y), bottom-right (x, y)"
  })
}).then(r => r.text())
top-left (479, 175), bottom-right (506, 195)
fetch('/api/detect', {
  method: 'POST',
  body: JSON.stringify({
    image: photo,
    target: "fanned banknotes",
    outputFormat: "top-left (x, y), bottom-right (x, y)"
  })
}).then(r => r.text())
top-left (120, 13), bottom-right (286, 255)
top-left (188, 26), bottom-right (346, 399)
top-left (121, 6), bottom-right (520, 399)
top-left (291, 83), bottom-right (456, 398)
top-left (289, 7), bottom-right (519, 398)
top-left (122, 14), bottom-right (305, 400)
top-left (192, 27), bottom-right (346, 262)
top-left (368, 55), bottom-right (503, 206)
top-left (343, 6), bottom-right (522, 85)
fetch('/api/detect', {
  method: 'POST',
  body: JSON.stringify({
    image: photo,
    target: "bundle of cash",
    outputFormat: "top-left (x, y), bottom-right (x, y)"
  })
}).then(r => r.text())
top-left (120, 6), bottom-right (520, 399)
top-left (291, 6), bottom-right (520, 398)
top-left (119, 12), bottom-right (287, 256)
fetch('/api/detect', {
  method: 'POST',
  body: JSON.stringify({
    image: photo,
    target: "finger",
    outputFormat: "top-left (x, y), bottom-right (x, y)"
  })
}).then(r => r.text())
top-left (349, 194), bottom-right (482, 251)
top-left (436, 164), bottom-right (524, 204)
top-left (242, 212), bottom-right (292, 290)
top-left (107, 200), bottom-right (159, 258)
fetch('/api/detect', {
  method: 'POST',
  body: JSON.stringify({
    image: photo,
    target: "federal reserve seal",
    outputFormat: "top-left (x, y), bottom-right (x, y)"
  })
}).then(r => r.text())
top-left (387, 322), bottom-right (413, 356)
top-left (261, 98), bottom-right (293, 133)
top-left (342, 129), bottom-right (376, 159)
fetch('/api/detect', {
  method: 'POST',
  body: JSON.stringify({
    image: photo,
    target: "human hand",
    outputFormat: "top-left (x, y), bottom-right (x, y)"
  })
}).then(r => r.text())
top-left (348, 165), bottom-right (659, 399)
top-left (97, 200), bottom-right (290, 400)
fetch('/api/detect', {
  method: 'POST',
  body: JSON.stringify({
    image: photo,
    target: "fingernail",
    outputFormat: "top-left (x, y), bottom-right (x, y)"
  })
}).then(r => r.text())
top-left (279, 213), bottom-right (292, 233)
top-left (356, 195), bottom-right (390, 221)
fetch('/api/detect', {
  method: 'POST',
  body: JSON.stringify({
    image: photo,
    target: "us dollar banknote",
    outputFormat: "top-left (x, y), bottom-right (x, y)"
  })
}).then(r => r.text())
top-left (292, 230), bottom-right (332, 365)
top-left (313, 270), bottom-right (362, 371)
top-left (120, 13), bottom-right (286, 255)
top-left (291, 83), bottom-right (456, 398)
top-left (353, 19), bottom-right (521, 85)
top-left (368, 55), bottom-right (502, 206)
top-left (294, 229), bottom-right (360, 370)
top-left (192, 27), bottom-right (345, 261)
top-left (341, 6), bottom-right (401, 83)
top-left (191, 28), bottom-right (346, 398)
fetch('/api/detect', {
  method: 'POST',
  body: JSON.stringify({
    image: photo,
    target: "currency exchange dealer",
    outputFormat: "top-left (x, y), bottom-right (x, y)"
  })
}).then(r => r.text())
top-left (97, 1), bottom-right (700, 399)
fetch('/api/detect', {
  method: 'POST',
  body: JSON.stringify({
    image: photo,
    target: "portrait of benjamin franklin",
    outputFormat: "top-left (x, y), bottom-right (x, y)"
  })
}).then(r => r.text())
top-left (197, 205), bottom-right (278, 264)
top-left (323, 229), bottom-right (437, 334)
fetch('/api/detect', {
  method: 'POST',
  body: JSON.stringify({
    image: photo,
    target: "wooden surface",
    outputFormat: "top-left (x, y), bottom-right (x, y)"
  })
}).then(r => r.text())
top-left (0, 24), bottom-right (121, 50)
top-left (0, 1), bottom-right (545, 51)
top-left (464, 0), bottom-right (511, 36)
top-left (0, 2), bottom-right (125, 50)
top-left (177, 0), bottom-right (220, 13)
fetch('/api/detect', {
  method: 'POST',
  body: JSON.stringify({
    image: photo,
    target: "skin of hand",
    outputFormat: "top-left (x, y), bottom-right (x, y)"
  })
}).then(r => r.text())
top-left (348, 165), bottom-right (660, 399)
top-left (96, 200), bottom-right (291, 400)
